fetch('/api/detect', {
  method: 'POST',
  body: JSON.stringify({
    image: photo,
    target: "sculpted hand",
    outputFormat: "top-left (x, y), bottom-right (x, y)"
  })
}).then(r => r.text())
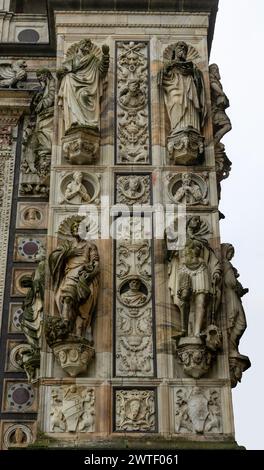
top-left (102, 44), bottom-right (109, 55)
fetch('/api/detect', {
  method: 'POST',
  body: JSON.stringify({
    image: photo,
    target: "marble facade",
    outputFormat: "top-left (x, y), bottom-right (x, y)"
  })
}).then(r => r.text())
top-left (0, 1), bottom-right (250, 449)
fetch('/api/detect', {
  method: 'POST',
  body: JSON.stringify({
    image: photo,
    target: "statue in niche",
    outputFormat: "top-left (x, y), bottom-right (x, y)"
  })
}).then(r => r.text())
top-left (32, 69), bottom-right (55, 158)
top-left (63, 171), bottom-right (91, 204)
top-left (119, 79), bottom-right (146, 109)
top-left (221, 244), bottom-right (250, 386)
top-left (209, 64), bottom-right (232, 145)
top-left (167, 216), bottom-right (222, 378)
top-left (162, 41), bottom-right (207, 134)
top-left (19, 247), bottom-right (46, 382)
top-left (120, 279), bottom-right (147, 307)
top-left (58, 39), bottom-right (109, 134)
top-left (168, 216), bottom-right (221, 337)
top-left (173, 173), bottom-right (204, 205)
top-left (49, 218), bottom-right (99, 339)
top-left (0, 60), bottom-right (27, 88)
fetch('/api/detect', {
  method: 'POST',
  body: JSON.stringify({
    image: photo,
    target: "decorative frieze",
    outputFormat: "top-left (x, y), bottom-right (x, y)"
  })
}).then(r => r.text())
top-left (116, 41), bottom-right (150, 164)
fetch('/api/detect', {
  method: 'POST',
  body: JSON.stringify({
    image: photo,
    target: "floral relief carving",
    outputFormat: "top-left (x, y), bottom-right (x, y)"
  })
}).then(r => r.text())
top-left (115, 233), bottom-right (154, 377)
top-left (116, 42), bottom-right (150, 164)
top-left (116, 307), bottom-right (153, 376)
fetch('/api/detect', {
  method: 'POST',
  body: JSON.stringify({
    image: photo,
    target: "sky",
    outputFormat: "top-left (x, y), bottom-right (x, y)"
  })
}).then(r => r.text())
top-left (210, 0), bottom-right (264, 450)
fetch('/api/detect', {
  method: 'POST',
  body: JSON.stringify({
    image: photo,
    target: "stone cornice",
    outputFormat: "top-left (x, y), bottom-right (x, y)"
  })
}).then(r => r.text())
top-left (0, 89), bottom-right (33, 125)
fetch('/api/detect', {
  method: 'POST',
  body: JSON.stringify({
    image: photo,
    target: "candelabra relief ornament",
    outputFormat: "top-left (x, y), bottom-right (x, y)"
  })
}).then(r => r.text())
top-left (20, 69), bottom-right (55, 196)
top-left (58, 38), bottom-right (109, 164)
top-left (116, 42), bottom-right (150, 164)
top-left (174, 387), bottom-right (222, 434)
top-left (221, 244), bottom-right (250, 387)
top-left (166, 216), bottom-right (222, 378)
top-left (115, 236), bottom-right (154, 377)
top-left (161, 42), bottom-right (207, 165)
top-left (45, 216), bottom-right (99, 377)
top-left (50, 386), bottom-right (95, 432)
top-left (115, 390), bottom-right (155, 432)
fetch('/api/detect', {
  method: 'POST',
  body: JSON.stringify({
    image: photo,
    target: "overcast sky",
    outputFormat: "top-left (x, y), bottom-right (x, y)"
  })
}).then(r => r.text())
top-left (210, 0), bottom-right (264, 450)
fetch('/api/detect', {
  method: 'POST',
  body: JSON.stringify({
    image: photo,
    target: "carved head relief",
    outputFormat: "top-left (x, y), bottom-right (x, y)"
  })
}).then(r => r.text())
top-left (118, 277), bottom-right (150, 307)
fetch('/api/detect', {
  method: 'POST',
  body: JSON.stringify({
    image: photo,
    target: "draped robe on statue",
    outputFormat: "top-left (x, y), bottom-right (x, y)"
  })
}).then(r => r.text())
top-left (162, 61), bottom-right (207, 133)
top-left (49, 239), bottom-right (99, 333)
top-left (58, 53), bottom-right (103, 132)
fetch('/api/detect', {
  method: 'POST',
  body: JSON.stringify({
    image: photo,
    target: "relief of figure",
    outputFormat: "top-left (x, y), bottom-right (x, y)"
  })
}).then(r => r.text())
top-left (209, 64), bottom-right (232, 145)
top-left (168, 216), bottom-right (221, 337)
top-left (119, 79), bottom-right (146, 109)
top-left (64, 171), bottom-right (91, 204)
top-left (122, 176), bottom-right (145, 200)
top-left (58, 39), bottom-right (109, 134)
top-left (0, 60), bottom-right (27, 88)
top-left (49, 219), bottom-right (99, 339)
top-left (221, 244), bottom-right (250, 385)
top-left (120, 279), bottom-right (147, 307)
top-left (174, 173), bottom-right (204, 205)
top-left (162, 41), bottom-right (207, 136)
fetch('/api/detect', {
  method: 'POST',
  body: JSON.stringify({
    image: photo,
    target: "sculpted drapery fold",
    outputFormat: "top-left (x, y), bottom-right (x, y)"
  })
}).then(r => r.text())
top-left (58, 39), bottom-right (110, 133)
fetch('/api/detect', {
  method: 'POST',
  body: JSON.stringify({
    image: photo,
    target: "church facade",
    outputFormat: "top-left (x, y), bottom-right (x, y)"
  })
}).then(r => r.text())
top-left (0, 0), bottom-right (250, 449)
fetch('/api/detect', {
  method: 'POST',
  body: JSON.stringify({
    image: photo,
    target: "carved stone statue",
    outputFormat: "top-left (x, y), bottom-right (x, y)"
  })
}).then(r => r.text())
top-left (167, 216), bottom-right (222, 378)
top-left (162, 41), bottom-right (207, 164)
top-left (64, 171), bottom-right (91, 204)
top-left (58, 39), bottom-right (109, 164)
top-left (20, 68), bottom-right (55, 196)
top-left (221, 244), bottom-right (250, 387)
top-left (19, 247), bottom-right (46, 382)
top-left (49, 220), bottom-right (99, 339)
top-left (58, 39), bottom-right (109, 133)
top-left (0, 60), bottom-right (27, 88)
top-left (46, 217), bottom-right (99, 376)
top-left (32, 69), bottom-right (55, 157)
top-left (209, 64), bottom-right (232, 145)
top-left (168, 216), bottom-right (221, 337)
